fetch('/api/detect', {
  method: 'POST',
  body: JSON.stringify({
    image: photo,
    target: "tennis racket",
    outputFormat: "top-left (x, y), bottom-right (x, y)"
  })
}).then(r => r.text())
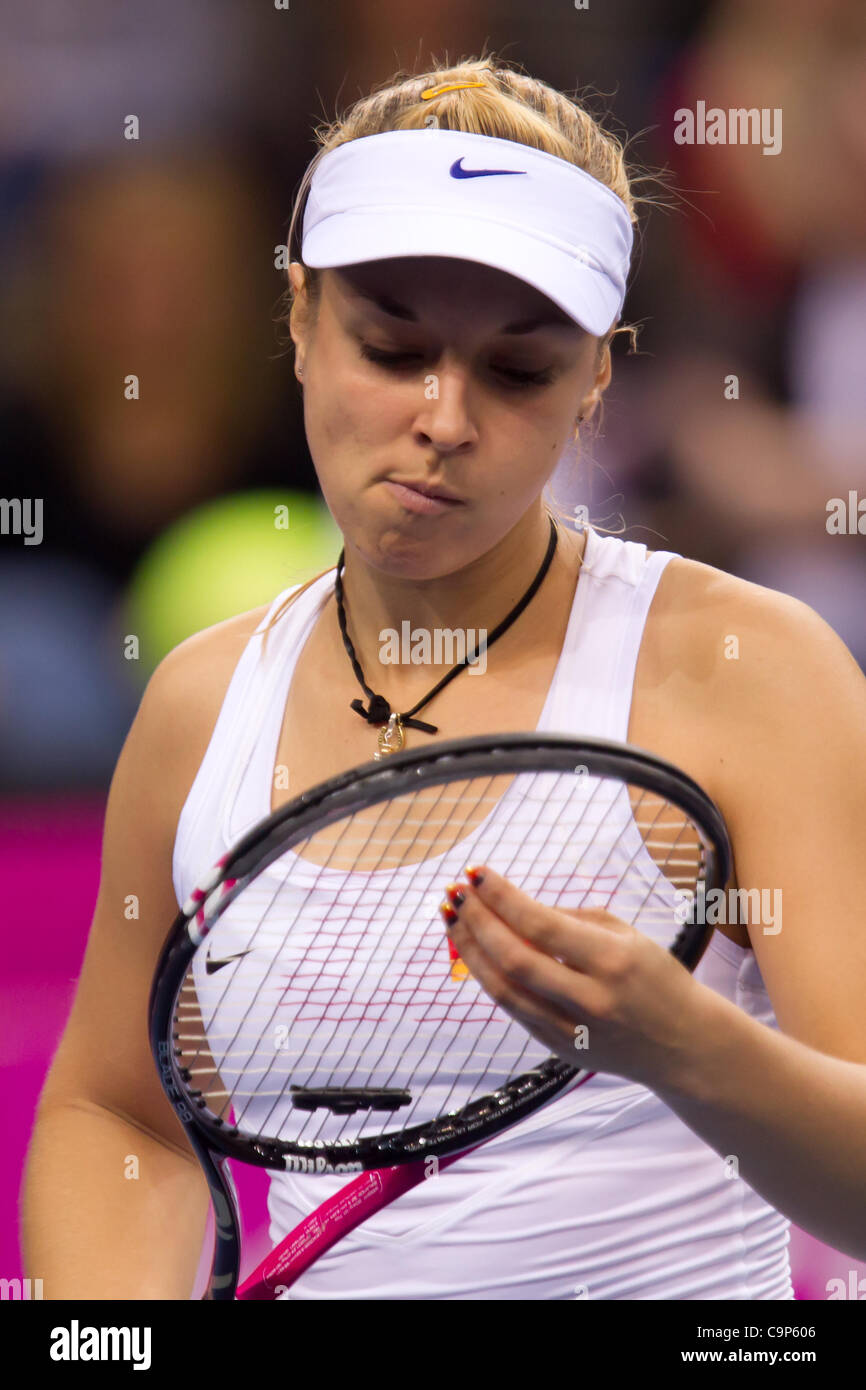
top-left (149, 732), bottom-right (731, 1300)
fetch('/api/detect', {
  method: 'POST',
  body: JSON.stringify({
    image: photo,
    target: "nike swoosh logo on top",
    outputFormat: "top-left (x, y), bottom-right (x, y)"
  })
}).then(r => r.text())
top-left (205, 949), bottom-right (253, 975)
top-left (449, 157), bottom-right (527, 179)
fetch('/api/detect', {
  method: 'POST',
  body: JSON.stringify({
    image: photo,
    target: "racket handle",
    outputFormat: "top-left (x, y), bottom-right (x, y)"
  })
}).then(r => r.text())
top-left (236, 1154), bottom-right (463, 1301)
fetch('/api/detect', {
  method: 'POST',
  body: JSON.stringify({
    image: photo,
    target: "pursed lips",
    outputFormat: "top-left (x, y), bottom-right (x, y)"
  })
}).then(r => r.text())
top-left (386, 478), bottom-right (463, 504)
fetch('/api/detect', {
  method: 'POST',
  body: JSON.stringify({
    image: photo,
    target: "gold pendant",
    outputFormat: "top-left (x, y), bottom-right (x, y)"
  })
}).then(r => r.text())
top-left (374, 713), bottom-right (405, 760)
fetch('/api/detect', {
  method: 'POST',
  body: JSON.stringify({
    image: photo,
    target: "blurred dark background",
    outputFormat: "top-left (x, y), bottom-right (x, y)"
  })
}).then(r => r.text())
top-left (2, 0), bottom-right (864, 789)
top-left (1, 0), bottom-right (864, 1297)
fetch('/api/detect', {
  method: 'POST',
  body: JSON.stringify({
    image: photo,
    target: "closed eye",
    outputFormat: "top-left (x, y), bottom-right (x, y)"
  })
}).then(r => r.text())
top-left (359, 344), bottom-right (423, 370)
top-left (358, 342), bottom-right (556, 388)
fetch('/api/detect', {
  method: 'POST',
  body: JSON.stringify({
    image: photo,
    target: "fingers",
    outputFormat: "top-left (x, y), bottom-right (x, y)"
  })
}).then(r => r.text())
top-left (441, 864), bottom-right (620, 1021)
top-left (442, 907), bottom-right (587, 1058)
top-left (451, 863), bottom-right (634, 977)
top-left (439, 865), bottom-right (701, 1088)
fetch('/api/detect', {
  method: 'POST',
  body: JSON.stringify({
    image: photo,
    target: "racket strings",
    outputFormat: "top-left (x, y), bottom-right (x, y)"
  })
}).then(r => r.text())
top-left (176, 878), bottom-right (697, 1117)
top-left (179, 769), bottom-right (529, 1116)
top-left (178, 770), bottom-right (496, 1124)
top-left (252, 771), bottom-right (503, 1139)
top-left (172, 768), bottom-right (707, 1145)
top-left (248, 768), bottom-right (514, 1139)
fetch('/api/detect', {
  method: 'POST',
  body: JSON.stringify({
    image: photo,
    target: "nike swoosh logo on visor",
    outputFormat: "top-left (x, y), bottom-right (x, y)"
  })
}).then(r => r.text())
top-left (449, 157), bottom-right (527, 179)
top-left (205, 949), bottom-right (252, 975)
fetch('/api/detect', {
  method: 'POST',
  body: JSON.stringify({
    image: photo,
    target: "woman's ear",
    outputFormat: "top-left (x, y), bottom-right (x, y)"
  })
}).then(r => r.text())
top-left (288, 261), bottom-right (312, 331)
top-left (595, 339), bottom-right (613, 391)
top-left (579, 342), bottom-right (613, 423)
top-left (288, 263), bottom-right (310, 380)
top-left (288, 261), bottom-right (306, 300)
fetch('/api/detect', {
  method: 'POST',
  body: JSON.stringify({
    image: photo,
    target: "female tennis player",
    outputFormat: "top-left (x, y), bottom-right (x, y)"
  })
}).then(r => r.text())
top-left (23, 57), bottom-right (866, 1300)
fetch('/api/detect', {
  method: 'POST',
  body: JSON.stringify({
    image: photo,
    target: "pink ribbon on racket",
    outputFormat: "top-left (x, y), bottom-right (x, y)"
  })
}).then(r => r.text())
top-left (236, 1153), bottom-right (463, 1300)
top-left (235, 1070), bottom-right (597, 1300)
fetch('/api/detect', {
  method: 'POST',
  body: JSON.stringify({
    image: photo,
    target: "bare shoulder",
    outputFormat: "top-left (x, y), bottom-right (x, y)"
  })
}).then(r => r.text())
top-left (649, 551), bottom-right (861, 686)
top-left (135, 601), bottom-right (275, 829)
top-left (636, 551), bottom-right (866, 799)
top-left (148, 601), bottom-right (274, 708)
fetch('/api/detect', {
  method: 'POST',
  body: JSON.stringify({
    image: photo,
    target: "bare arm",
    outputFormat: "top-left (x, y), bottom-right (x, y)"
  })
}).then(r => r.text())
top-left (22, 1101), bottom-right (208, 1300)
top-left (445, 578), bottom-right (866, 1260)
top-left (21, 606), bottom-right (269, 1299)
top-left (661, 583), bottom-right (866, 1260)
top-left (654, 983), bottom-right (866, 1262)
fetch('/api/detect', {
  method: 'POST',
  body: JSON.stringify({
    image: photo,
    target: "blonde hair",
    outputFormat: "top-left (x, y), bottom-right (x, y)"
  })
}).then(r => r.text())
top-left (268, 52), bottom-right (671, 628)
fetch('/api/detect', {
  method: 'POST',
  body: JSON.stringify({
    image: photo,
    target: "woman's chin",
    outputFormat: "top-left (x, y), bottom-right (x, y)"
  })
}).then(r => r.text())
top-left (351, 526), bottom-right (475, 581)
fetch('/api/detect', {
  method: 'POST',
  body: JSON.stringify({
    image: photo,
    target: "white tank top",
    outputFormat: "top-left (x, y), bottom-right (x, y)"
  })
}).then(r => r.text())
top-left (172, 526), bottom-right (793, 1300)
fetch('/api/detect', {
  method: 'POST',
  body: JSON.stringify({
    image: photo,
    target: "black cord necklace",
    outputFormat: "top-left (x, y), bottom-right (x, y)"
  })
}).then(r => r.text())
top-left (334, 514), bottom-right (560, 759)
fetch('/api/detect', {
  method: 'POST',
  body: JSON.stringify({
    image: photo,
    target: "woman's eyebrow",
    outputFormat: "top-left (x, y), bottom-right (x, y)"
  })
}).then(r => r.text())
top-left (349, 285), bottom-right (578, 334)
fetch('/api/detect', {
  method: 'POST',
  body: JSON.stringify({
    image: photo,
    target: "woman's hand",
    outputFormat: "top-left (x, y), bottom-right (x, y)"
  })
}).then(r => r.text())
top-left (440, 864), bottom-right (713, 1092)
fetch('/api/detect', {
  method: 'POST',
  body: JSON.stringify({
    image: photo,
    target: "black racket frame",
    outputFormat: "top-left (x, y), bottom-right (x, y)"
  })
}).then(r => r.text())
top-left (149, 733), bottom-right (731, 1297)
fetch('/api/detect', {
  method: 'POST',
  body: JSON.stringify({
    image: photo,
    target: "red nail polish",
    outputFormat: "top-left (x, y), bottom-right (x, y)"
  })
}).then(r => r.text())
top-left (440, 901), bottom-right (459, 925)
top-left (465, 865), bottom-right (485, 887)
top-left (445, 884), bottom-right (466, 907)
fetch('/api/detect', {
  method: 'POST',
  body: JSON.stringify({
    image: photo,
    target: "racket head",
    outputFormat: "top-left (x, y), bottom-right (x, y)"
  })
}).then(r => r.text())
top-left (150, 734), bottom-right (731, 1177)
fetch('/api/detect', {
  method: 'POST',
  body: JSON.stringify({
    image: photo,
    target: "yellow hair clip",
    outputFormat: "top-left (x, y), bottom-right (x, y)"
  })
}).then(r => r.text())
top-left (420, 81), bottom-right (488, 100)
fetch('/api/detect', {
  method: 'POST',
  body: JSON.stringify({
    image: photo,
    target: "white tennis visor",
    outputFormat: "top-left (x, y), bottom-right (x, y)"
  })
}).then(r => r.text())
top-left (300, 129), bottom-right (634, 338)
